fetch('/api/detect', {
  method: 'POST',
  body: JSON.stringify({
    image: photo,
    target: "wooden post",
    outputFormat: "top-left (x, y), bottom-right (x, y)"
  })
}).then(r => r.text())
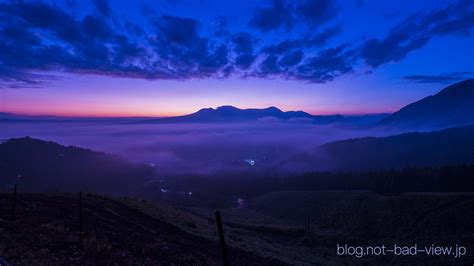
top-left (306, 216), bottom-right (312, 245)
top-left (11, 184), bottom-right (17, 221)
top-left (215, 211), bottom-right (229, 266)
top-left (307, 216), bottom-right (311, 238)
top-left (79, 192), bottom-right (83, 249)
top-left (93, 217), bottom-right (98, 265)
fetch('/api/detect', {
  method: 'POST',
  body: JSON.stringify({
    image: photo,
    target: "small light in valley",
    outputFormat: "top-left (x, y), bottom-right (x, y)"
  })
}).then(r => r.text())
top-left (237, 198), bottom-right (245, 208)
top-left (244, 159), bottom-right (255, 166)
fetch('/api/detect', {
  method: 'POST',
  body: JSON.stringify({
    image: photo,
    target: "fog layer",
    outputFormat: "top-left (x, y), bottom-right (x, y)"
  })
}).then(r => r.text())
top-left (0, 120), bottom-right (402, 175)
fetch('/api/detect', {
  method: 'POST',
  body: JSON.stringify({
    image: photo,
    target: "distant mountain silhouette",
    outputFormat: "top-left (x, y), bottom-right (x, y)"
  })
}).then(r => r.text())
top-left (281, 124), bottom-right (474, 172)
top-left (0, 137), bottom-right (153, 194)
top-left (0, 112), bottom-right (61, 121)
top-left (381, 79), bottom-right (474, 128)
top-left (142, 105), bottom-right (315, 123)
top-left (1, 107), bottom-right (390, 125)
top-left (0, 113), bottom-right (152, 123)
top-left (139, 105), bottom-right (386, 124)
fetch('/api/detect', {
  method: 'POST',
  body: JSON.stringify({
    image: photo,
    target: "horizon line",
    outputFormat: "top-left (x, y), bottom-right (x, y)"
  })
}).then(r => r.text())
top-left (0, 105), bottom-right (394, 119)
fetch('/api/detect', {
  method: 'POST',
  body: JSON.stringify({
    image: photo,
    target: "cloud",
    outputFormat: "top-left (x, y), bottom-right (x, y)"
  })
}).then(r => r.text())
top-left (252, 44), bottom-right (355, 82)
top-left (248, 0), bottom-right (292, 32)
top-left (296, 0), bottom-right (337, 25)
top-left (360, 0), bottom-right (474, 67)
top-left (92, 0), bottom-right (111, 17)
top-left (231, 32), bottom-right (257, 54)
top-left (248, 0), bottom-right (337, 32)
top-left (293, 45), bottom-right (356, 83)
top-left (0, 119), bottom-right (395, 175)
top-left (361, 36), bottom-right (429, 68)
top-left (0, 3), bottom-right (232, 86)
top-left (231, 33), bottom-right (259, 69)
top-left (0, 67), bottom-right (52, 89)
top-left (198, 44), bottom-right (229, 75)
top-left (305, 25), bottom-right (343, 47)
top-left (261, 40), bottom-right (301, 55)
top-left (234, 54), bottom-right (256, 69)
top-left (279, 50), bottom-right (304, 67)
top-left (260, 25), bottom-right (341, 56)
top-left (82, 15), bottom-right (113, 41)
top-left (258, 55), bottom-right (281, 74)
top-left (213, 16), bottom-right (230, 37)
top-left (156, 16), bottom-right (199, 47)
top-left (151, 15), bottom-right (232, 78)
top-left (0, 0), bottom-right (472, 88)
top-left (403, 72), bottom-right (474, 84)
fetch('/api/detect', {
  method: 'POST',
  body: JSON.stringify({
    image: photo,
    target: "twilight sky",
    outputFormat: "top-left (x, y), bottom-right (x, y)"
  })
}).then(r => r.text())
top-left (0, 0), bottom-right (473, 117)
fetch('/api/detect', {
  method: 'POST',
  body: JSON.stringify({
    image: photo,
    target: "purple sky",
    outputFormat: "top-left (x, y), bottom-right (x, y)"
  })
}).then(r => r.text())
top-left (0, 0), bottom-right (473, 117)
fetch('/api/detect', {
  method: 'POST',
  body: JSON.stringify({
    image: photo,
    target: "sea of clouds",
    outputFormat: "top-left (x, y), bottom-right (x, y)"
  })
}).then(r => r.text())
top-left (0, 120), bottom-right (403, 175)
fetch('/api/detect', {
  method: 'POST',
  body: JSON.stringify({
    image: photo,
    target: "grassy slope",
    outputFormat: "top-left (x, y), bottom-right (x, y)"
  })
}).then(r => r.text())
top-left (0, 193), bottom-right (285, 265)
top-left (2, 191), bottom-right (474, 265)
top-left (176, 191), bottom-right (474, 265)
top-left (249, 190), bottom-right (474, 265)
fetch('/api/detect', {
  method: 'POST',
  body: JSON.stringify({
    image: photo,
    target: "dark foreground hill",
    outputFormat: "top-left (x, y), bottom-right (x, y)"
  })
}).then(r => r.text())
top-left (0, 137), bottom-right (154, 195)
top-left (247, 191), bottom-right (474, 265)
top-left (2, 191), bottom-right (473, 265)
top-left (0, 193), bottom-right (284, 265)
top-left (281, 124), bottom-right (474, 172)
top-left (184, 190), bottom-right (474, 265)
top-left (381, 79), bottom-right (474, 128)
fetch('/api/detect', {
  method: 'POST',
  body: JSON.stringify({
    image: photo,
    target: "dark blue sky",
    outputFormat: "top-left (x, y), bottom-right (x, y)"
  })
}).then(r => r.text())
top-left (0, 0), bottom-right (473, 116)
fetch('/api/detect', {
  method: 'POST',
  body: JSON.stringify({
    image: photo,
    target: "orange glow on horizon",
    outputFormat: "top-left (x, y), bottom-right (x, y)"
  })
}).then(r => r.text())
top-left (1, 109), bottom-right (186, 118)
top-left (2, 105), bottom-right (394, 118)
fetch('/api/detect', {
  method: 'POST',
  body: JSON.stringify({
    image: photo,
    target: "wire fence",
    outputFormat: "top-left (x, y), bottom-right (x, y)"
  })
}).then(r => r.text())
top-left (1, 184), bottom-right (231, 265)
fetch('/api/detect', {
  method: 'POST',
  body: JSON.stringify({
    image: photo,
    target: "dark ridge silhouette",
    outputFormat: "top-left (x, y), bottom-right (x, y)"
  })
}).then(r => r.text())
top-left (282, 124), bottom-right (474, 172)
top-left (381, 79), bottom-right (474, 128)
top-left (138, 105), bottom-right (348, 124)
top-left (0, 137), bottom-right (154, 195)
top-left (1, 107), bottom-right (390, 125)
top-left (160, 166), bottom-right (474, 206)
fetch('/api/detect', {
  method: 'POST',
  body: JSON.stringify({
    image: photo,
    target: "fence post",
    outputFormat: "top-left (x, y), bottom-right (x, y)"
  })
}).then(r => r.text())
top-left (11, 184), bottom-right (17, 221)
top-left (307, 216), bottom-right (311, 238)
top-left (305, 215), bottom-right (312, 245)
top-left (215, 211), bottom-right (229, 266)
top-left (79, 192), bottom-right (83, 249)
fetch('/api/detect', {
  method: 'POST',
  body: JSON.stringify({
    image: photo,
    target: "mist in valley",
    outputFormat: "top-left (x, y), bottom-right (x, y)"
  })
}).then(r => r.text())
top-left (0, 120), bottom-right (403, 176)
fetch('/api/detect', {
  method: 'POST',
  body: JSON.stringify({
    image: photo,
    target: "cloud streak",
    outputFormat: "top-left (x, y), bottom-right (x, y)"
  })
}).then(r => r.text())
top-left (360, 0), bottom-right (474, 67)
top-left (403, 72), bottom-right (474, 84)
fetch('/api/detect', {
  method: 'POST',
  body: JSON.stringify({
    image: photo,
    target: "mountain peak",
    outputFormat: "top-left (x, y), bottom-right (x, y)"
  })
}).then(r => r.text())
top-left (381, 79), bottom-right (474, 128)
top-left (216, 105), bottom-right (240, 111)
top-left (437, 78), bottom-right (474, 96)
top-left (265, 106), bottom-right (282, 112)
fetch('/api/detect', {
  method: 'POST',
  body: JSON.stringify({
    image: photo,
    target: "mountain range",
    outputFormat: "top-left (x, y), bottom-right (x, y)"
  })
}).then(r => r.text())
top-left (381, 79), bottom-right (474, 128)
top-left (139, 105), bottom-right (389, 124)
top-left (140, 105), bottom-right (338, 123)
top-left (3, 79), bottom-right (474, 129)
top-left (147, 79), bottom-right (474, 128)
